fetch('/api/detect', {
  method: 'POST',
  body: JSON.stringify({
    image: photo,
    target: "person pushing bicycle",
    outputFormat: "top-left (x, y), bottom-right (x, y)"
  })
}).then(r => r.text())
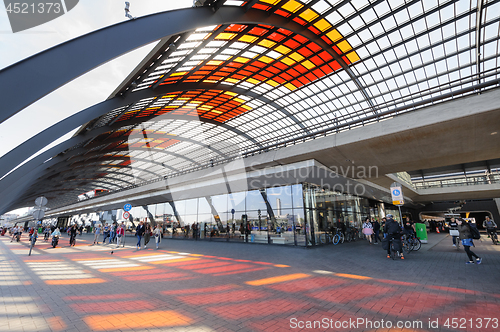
top-left (483, 216), bottom-right (498, 244)
top-left (385, 214), bottom-right (404, 259)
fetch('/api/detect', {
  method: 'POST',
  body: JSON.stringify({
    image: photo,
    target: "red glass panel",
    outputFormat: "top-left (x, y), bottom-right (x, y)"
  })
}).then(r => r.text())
top-left (220, 67), bottom-right (236, 72)
top-left (294, 34), bottom-right (308, 43)
top-left (313, 68), bottom-right (326, 79)
top-left (332, 45), bottom-right (342, 55)
top-left (291, 79), bottom-right (303, 88)
top-left (293, 64), bottom-right (307, 74)
top-left (305, 72), bottom-right (317, 81)
top-left (225, 24), bottom-right (247, 32)
top-left (259, 70), bottom-right (274, 78)
top-left (252, 61), bottom-right (267, 68)
top-left (310, 55), bottom-right (324, 66)
top-left (308, 26), bottom-right (320, 34)
top-left (298, 76), bottom-right (310, 85)
top-left (252, 3), bottom-right (270, 10)
top-left (321, 35), bottom-right (332, 45)
top-left (297, 47), bottom-right (313, 57)
top-left (277, 28), bottom-right (292, 35)
top-left (248, 27), bottom-right (268, 36)
top-left (238, 70), bottom-right (253, 76)
top-left (293, 17), bottom-right (306, 25)
top-left (284, 39), bottom-right (300, 49)
top-left (279, 72), bottom-right (293, 81)
top-left (329, 61), bottom-right (341, 71)
top-left (342, 55), bottom-right (351, 65)
top-left (307, 42), bottom-right (322, 52)
top-left (267, 66), bottom-right (281, 74)
top-left (200, 66), bottom-right (217, 71)
top-left (259, 24), bottom-right (273, 29)
top-left (268, 32), bottom-right (285, 42)
top-left (274, 62), bottom-right (288, 70)
top-left (227, 62), bottom-right (243, 68)
top-left (188, 76), bottom-right (204, 80)
top-left (194, 71), bottom-right (211, 75)
top-left (286, 68), bottom-right (300, 77)
top-left (245, 65), bottom-right (259, 72)
top-left (274, 9), bottom-right (290, 17)
top-left (253, 74), bottom-right (266, 81)
top-left (274, 76), bottom-right (286, 84)
top-left (231, 74), bottom-right (246, 80)
top-left (318, 51), bottom-right (333, 62)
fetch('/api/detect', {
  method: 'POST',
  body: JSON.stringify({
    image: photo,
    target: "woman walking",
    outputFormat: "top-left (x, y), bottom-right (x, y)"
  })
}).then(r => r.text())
top-left (116, 222), bottom-right (125, 248)
top-left (153, 225), bottom-right (162, 249)
top-left (143, 223), bottom-right (152, 249)
top-left (362, 218), bottom-right (374, 244)
top-left (93, 224), bottom-right (101, 245)
top-left (457, 218), bottom-right (482, 264)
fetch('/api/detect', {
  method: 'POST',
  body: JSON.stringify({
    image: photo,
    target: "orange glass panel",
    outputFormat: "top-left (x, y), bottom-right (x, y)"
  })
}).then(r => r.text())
top-left (289, 52), bottom-right (304, 62)
top-left (215, 32), bottom-right (237, 40)
top-left (239, 35), bottom-right (258, 43)
top-left (246, 273), bottom-right (310, 286)
top-left (248, 27), bottom-right (268, 36)
top-left (281, 0), bottom-right (303, 13)
top-left (284, 39), bottom-right (300, 49)
top-left (302, 60), bottom-right (315, 69)
top-left (299, 8), bottom-right (318, 21)
top-left (252, 3), bottom-right (270, 10)
top-left (261, 0), bottom-right (280, 3)
top-left (337, 40), bottom-right (352, 53)
top-left (327, 29), bottom-right (342, 42)
top-left (275, 45), bottom-right (291, 54)
top-left (346, 51), bottom-right (360, 63)
top-left (225, 24), bottom-right (247, 32)
top-left (314, 19), bottom-right (331, 31)
top-left (274, 9), bottom-right (291, 17)
top-left (268, 32), bottom-right (285, 42)
top-left (281, 57), bottom-right (296, 66)
top-left (233, 57), bottom-right (250, 63)
top-left (258, 39), bottom-right (276, 48)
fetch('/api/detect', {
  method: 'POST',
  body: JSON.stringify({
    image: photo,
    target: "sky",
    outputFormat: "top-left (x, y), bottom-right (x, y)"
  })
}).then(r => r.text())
top-left (0, 0), bottom-right (193, 214)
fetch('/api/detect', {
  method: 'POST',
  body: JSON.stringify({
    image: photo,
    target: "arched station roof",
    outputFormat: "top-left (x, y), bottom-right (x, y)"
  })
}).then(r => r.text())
top-left (0, 0), bottom-right (499, 212)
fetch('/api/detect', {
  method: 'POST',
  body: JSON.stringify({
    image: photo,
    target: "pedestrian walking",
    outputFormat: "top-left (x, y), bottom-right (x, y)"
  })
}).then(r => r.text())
top-left (144, 223), bottom-right (151, 249)
top-left (457, 218), bottom-right (482, 264)
top-left (135, 221), bottom-right (145, 250)
top-left (153, 225), bottom-right (162, 249)
top-left (116, 222), bottom-right (125, 248)
top-left (93, 224), bottom-right (101, 245)
top-left (362, 218), bottom-right (374, 244)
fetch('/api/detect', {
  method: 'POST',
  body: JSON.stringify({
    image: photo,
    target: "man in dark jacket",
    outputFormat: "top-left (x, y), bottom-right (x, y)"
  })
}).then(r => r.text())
top-left (385, 214), bottom-right (404, 259)
top-left (457, 219), bottom-right (482, 264)
top-left (135, 221), bottom-right (145, 250)
top-left (371, 218), bottom-right (381, 243)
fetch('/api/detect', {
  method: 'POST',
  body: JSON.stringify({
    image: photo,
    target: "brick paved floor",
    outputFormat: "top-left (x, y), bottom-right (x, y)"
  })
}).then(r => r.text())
top-left (0, 231), bottom-right (499, 332)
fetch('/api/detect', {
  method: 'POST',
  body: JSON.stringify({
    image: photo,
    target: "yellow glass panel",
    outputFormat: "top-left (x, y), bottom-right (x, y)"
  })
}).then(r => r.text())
top-left (170, 72), bottom-right (187, 76)
top-left (215, 32), bottom-right (236, 40)
top-left (346, 51), bottom-right (360, 63)
top-left (224, 91), bottom-right (237, 96)
top-left (275, 45), bottom-right (291, 54)
top-left (241, 104), bottom-right (252, 110)
top-left (211, 110), bottom-right (223, 114)
top-left (285, 83), bottom-right (297, 90)
top-left (233, 98), bottom-right (245, 103)
top-left (258, 39), bottom-right (276, 48)
top-left (145, 107), bottom-right (161, 110)
top-left (259, 56), bottom-right (274, 64)
top-left (234, 57), bottom-right (250, 63)
top-left (326, 29), bottom-right (342, 42)
top-left (299, 9), bottom-right (318, 22)
top-left (289, 52), bottom-right (304, 62)
top-left (239, 35), bottom-right (258, 43)
top-left (203, 80), bottom-right (219, 83)
top-left (262, 0), bottom-right (280, 4)
top-left (190, 100), bottom-right (203, 104)
top-left (337, 40), bottom-right (352, 53)
top-left (225, 78), bottom-right (240, 83)
top-left (267, 80), bottom-right (280, 87)
top-left (302, 60), bottom-right (315, 69)
top-left (177, 97), bottom-right (191, 100)
top-left (282, 0), bottom-right (303, 13)
top-left (281, 57), bottom-right (296, 66)
top-left (207, 60), bottom-right (223, 66)
top-left (247, 78), bottom-right (260, 84)
top-left (314, 19), bottom-right (331, 32)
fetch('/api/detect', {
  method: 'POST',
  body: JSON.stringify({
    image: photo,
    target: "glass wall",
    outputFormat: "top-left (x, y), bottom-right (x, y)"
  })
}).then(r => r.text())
top-left (69, 182), bottom-right (397, 246)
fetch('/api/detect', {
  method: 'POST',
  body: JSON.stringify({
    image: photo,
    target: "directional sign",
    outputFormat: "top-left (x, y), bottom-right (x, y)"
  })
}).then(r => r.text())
top-left (123, 211), bottom-right (130, 219)
top-left (123, 203), bottom-right (132, 212)
top-left (390, 186), bottom-right (404, 206)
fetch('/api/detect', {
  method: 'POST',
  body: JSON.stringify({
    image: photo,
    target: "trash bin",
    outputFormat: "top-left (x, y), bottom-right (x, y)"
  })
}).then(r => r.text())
top-left (415, 223), bottom-right (428, 243)
top-left (250, 234), bottom-right (255, 243)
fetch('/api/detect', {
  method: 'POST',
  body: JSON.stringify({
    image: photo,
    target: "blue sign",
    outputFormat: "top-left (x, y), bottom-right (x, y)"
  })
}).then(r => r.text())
top-left (231, 209), bottom-right (235, 215)
top-left (123, 203), bottom-right (132, 211)
top-left (392, 189), bottom-right (401, 196)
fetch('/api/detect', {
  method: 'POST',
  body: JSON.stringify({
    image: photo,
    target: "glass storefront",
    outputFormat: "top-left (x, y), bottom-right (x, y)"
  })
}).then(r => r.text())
top-left (69, 182), bottom-right (401, 246)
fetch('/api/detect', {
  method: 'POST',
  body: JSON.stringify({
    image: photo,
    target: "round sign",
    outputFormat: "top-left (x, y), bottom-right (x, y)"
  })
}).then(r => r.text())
top-left (32, 209), bottom-right (45, 220)
top-left (123, 203), bottom-right (132, 212)
top-left (392, 189), bottom-right (401, 196)
top-left (123, 211), bottom-right (130, 219)
top-left (231, 209), bottom-right (235, 214)
top-left (35, 196), bottom-right (48, 207)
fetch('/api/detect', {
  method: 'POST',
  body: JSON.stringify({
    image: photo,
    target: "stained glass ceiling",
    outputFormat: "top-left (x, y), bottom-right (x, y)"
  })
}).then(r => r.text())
top-left (20, 0), bottom-right (500, 208)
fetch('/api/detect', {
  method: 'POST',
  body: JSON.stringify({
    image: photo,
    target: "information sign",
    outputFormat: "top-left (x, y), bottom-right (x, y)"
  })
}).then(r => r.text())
top-left (124, 203), bottom-right (132, 212)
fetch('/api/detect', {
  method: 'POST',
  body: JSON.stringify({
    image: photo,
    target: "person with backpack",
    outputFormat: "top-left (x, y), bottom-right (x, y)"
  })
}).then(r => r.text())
top-left (457, 218), bottom-right (482, 264)
top-left (384, 214), bottom-right (404, 259)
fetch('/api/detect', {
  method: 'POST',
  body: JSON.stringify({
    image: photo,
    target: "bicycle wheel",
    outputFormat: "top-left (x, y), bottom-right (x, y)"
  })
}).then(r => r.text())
top-left (339, 233), bottom-right (345, 244)
top-left (412, 238), bottom-right (421, 251)
top-left (402, 239), bottom-right (412, 254)
top-left (390, 243), bottom-right (397, 260)
top-left (332, 234), bottom-right (340, 245)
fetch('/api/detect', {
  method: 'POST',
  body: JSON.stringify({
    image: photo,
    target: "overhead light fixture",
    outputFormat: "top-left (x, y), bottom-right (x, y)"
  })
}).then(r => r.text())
top-left (491, 132), bottom-right (497, 135)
